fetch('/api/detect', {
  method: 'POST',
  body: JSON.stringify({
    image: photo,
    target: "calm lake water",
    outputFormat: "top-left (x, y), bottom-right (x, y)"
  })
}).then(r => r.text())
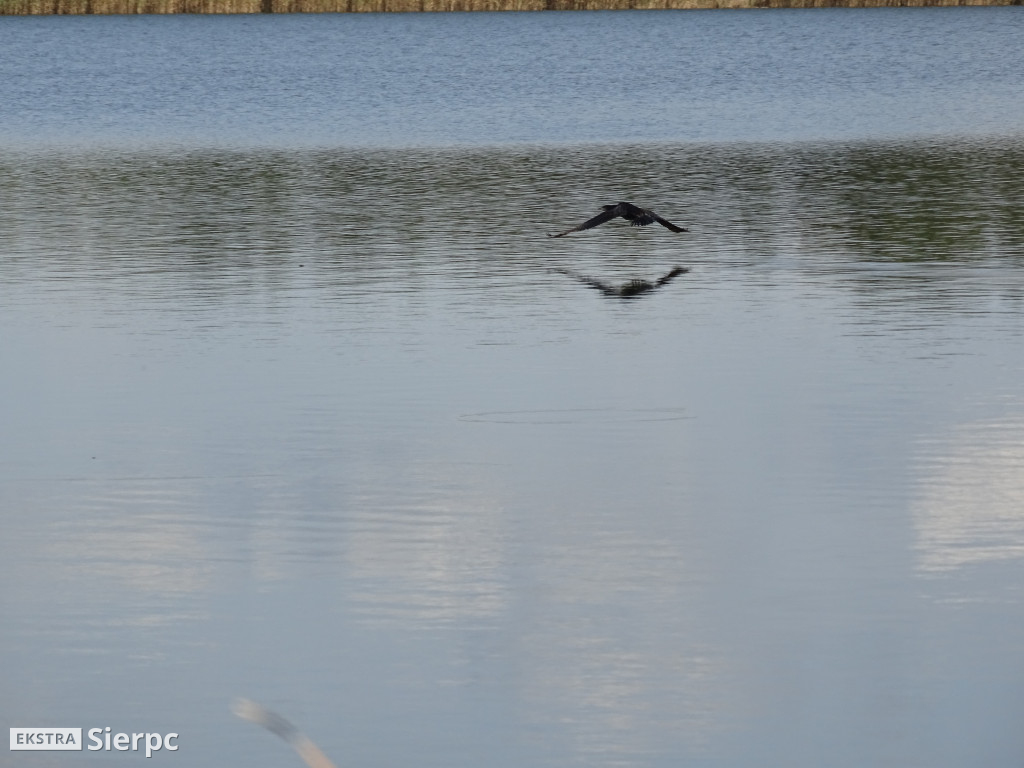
top-left (3, 8), bottom-right (1024, 768)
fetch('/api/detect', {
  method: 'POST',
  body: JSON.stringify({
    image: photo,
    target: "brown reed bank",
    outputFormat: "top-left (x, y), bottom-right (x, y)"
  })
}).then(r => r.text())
top-left (1, 0), bottom-right (1017, 15)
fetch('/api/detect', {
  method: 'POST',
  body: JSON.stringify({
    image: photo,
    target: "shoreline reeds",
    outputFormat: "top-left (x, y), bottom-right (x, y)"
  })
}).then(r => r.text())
top-left (1, 0), bottom-right (1018, 16)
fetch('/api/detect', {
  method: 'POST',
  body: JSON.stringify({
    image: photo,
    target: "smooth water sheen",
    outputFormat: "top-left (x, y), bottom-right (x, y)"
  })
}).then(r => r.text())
top-left (2, 9), bottom-right (1024, 768)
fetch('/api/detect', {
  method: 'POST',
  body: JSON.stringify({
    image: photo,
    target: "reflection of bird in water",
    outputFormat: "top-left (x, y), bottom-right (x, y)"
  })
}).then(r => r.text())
top-left (549, 202), bottom-right (688, 237)
top-left (555, 266), bottom-right (689, 297)
top-left (233, 698), bottom-right (337, 768)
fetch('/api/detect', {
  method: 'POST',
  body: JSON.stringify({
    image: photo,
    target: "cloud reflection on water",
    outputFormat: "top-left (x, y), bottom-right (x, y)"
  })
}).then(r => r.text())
top-left (913, 413), bottom-right (1024, 574)
top-left (344, 459), bottom-right (510, 626)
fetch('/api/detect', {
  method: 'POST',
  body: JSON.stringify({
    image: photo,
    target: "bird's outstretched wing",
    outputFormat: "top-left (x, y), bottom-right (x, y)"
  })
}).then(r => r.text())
top-left (655, 266), bottom-right (689, 286)
top-left (233, 698), bottom-right (337, 768)
top-left (651, 212), bottom-right (688, 233)
top-left (549, 208), bottom-right (619, 238)
top-left (553, 268), bottom-right (617, 294)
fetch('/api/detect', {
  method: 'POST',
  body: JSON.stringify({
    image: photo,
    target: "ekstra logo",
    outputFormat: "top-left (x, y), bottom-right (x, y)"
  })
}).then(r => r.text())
top-left (10, 728), bottom-right (83, 750)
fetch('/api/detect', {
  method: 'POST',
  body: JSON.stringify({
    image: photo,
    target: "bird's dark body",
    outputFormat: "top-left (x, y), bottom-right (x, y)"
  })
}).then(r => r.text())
top-left (549, 202), bottom-right (687, 238)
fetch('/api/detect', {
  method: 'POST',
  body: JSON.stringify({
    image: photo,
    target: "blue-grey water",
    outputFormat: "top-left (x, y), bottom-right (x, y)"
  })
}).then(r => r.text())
top-left (2, 8), bottom-right (1024, 768)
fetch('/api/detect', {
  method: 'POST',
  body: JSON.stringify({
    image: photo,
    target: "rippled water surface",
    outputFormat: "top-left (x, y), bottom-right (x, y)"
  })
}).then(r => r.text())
top-left (3, 9), bottom-right (1024, 768)
top-left (2, 8), bottom-right (1024, 147)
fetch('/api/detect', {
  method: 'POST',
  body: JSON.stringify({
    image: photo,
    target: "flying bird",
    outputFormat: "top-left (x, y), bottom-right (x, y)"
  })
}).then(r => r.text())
top-left (555, 266), bottom-right (689, 298)
top-left (549, 202), bottom-right (688, 238)
top-left (233, 698), bottom-right (337, 768)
